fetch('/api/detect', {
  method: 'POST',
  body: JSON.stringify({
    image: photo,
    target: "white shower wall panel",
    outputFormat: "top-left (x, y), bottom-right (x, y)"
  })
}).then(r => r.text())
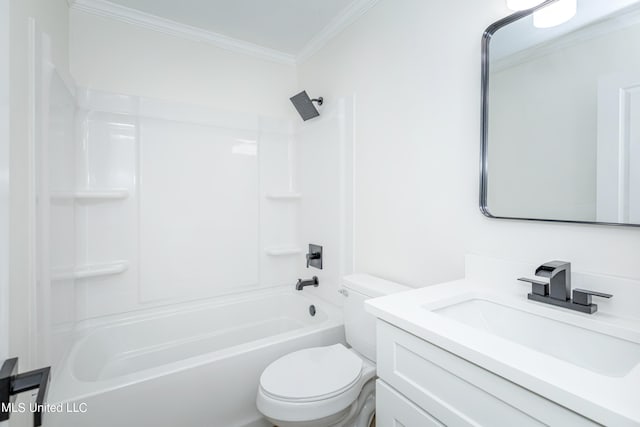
top-left (139, 118), bottom-right (260, 302)
top-left (75, 89), bottom-right (299, 320)
top-left (42, 70), bottom-right (78, 367)
top-left (75, 110), bottom-right (139, 319)
top-left (47, 72), bottom-right (77, 323)
top-left (296, 96), bottom-right (355, 307)
top-left (259, 129), bottom-right (299, 287)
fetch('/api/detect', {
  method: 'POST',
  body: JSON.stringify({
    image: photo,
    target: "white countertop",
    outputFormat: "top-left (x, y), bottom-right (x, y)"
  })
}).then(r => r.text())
top-left (366, 278), bottom-right (640, 426)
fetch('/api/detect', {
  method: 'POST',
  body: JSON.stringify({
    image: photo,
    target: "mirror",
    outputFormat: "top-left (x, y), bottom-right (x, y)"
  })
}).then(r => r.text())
top-left (481, 0), bottom-right (640, 226)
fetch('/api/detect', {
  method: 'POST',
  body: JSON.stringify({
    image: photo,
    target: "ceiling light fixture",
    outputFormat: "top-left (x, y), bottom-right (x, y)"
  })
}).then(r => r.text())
top-left (506, 0), bottom-right (544, 11)
top-left (533, 0), bottom-right (577, 28)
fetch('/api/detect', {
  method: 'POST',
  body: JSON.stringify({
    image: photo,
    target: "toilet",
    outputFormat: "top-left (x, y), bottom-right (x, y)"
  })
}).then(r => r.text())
top-left (256, 274), bottom-right (410, 427)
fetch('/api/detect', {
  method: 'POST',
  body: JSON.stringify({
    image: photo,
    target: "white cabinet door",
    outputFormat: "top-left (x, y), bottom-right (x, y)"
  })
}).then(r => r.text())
top-left (597, 73), bottom-right (640, 223)
top-left (377, 321), bottom-right (599, 427)
top-left (377, 380), bottom-right (444, 427)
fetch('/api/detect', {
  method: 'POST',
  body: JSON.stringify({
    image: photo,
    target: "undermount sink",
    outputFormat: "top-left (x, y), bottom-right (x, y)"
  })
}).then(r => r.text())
top-left (433, 298), bottom-right (640, 377)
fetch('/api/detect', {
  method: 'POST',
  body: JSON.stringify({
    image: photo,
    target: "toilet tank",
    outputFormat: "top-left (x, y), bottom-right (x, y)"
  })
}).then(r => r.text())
top-left (342, 274), bottom-right (410, 362)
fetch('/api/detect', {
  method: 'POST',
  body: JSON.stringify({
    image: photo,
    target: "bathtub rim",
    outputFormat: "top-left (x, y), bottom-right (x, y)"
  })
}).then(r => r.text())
top-left (49, 286), bottom-right (344, 403)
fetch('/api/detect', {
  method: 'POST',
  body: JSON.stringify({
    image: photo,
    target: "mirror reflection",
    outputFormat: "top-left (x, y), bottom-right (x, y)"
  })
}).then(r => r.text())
top-left (484, 0), bottom-right (640, 225)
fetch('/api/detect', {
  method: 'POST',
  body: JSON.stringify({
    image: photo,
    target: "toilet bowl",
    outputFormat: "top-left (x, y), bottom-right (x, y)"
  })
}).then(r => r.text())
top-left (256, 274), bottom-right (410, 427)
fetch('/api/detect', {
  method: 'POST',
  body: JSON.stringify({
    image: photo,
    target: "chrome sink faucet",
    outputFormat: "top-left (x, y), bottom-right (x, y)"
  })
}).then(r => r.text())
top-left (518, 261), bottom-right (612, 314)
top-left (535, 260), bottom-right (571, 301)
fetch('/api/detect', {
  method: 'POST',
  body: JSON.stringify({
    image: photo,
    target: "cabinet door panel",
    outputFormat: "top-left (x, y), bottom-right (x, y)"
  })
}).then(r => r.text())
top-left (377, 321), bottom-right (599, 427)
top-left (377, 380), bottom-right (444, 427)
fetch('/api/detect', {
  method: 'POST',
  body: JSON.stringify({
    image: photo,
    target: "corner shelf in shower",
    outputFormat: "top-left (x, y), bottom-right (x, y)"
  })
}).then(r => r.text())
top-left (265, 247), bottom-right (302, 256)
top-left (50, 189), bottom-right (130, 202)
top-left (74, 261), bottom-right (129, 279)
top-left (265, 193), bottom-right (302, 201)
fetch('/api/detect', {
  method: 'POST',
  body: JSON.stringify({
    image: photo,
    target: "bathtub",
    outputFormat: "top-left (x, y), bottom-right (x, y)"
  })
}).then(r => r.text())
top-left (47, 287), bottom-right (345, 427)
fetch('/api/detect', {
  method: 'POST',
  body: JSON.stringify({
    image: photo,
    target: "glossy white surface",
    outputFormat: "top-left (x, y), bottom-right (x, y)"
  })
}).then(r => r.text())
top-left (295, 95), bottom-right (355, 308)
top-left (138, 115), bottom-right (259, 301)
top-left (366, 255), bottom-right (640, 425)
top-left (256, 274), bottom-right (406, 426)
top-left (434, 298), bottom-right (640, 377)
top-left (256, 350), bottom-right (376, 427)
top-left (260, 344), bottom-right (363, 401)
top-left (34, 39), bottom-right (78, 369)
top-left (48, 288), bottom-right (344, 427)
top-left (72, 89), bottom-right (305, 320)
top-left (344, 274), bottom-right (411, 298)
top-left (63, 65), bottom-right (355, 321)
top-left (343, 274), bottom-right (411, 362)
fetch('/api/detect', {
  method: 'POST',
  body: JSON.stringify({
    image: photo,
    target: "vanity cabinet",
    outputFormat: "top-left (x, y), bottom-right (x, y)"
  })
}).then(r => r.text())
top-left (375, 321), bottom-right (600, 427)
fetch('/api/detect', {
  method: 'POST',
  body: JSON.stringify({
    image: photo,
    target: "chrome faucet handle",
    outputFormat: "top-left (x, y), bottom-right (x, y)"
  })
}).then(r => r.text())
top-left (306, 252), bottom-right (321, 268)
top-left (573, 289), bottom-right (613, 306)
top-left (517, 277), bottom-right (549, 297)
top-left (306, 244), bottom-right (323, 269)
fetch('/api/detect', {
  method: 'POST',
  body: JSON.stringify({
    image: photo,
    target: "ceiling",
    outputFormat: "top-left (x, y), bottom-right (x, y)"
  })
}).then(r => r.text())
top-left (103, 0), bottom-right (357, 55)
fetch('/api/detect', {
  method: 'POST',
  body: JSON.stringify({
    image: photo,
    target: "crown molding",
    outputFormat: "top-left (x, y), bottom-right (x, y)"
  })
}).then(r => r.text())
top-left (296, 0), bottom-right (381, 64)
top-left (70, 0), bottom-right (297, 65)
top-left (70, 0), bottom-right (380, 66)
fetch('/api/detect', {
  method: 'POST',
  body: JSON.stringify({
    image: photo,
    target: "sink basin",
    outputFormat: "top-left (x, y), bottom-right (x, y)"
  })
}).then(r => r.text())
top-left (433, 299), bottom-right (640, 377)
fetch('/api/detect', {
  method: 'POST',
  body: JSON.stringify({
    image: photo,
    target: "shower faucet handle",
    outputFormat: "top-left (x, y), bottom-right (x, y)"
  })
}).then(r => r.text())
top-left (306, 244), bottom-right (323, 269)
top-left (306, 252), bottom-right (320, 267)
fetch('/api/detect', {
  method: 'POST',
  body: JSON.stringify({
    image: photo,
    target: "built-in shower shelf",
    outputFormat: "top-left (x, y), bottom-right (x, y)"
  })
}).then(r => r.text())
top-left (265, 193), bottom-right (302, 201)
top-left (265, 247), bottom-right (302, 256)
top-left (75, 189), bottom-right (130, 200)
top-left (74, 261), bottom-right (129, 279)
top-left (51, 189), bottom-right (130, 201)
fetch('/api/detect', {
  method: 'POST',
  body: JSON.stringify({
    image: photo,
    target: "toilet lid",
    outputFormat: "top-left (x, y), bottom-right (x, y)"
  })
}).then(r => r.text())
top-left (260, 344), bottom-right (363, 402)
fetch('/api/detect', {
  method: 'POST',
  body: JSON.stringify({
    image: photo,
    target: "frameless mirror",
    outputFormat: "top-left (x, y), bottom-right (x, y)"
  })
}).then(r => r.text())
top-left (481, 0), bottom-right (640, 226)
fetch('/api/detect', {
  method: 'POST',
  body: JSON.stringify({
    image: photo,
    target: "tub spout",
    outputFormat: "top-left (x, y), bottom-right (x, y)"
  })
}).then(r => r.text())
top-left (296, 276), bottom-right (319, 291)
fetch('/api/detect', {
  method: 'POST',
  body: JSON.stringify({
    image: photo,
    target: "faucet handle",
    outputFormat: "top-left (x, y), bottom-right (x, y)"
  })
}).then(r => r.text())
top-left (306, 252), bottom-right (320, 268)
top-left (306, 244), bottom-right (323, 269)
top-left (518, 277), bottom-right (549, 296)
top-left (572, 289), bottom-right (613, 306)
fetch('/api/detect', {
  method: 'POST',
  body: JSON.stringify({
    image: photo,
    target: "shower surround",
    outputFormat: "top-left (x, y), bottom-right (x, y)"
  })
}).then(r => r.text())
top-left (38, 74), bottom-right (354, 426)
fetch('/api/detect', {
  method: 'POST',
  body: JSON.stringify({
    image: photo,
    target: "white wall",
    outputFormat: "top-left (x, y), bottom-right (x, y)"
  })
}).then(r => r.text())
top-left (10, 0), bottom-right (70, 370)
top-left (69, 8), bottom-right (297, 118)
top-left (298, 0), bottom-right (640, 289)
top-left (0, 0), bottom-right (9, 364)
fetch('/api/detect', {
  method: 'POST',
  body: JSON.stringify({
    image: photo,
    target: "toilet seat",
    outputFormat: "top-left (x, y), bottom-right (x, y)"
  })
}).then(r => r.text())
top-left (256, 344), bottom-right (376, 424)
top-left (260, 344), bottom-right (363, 402)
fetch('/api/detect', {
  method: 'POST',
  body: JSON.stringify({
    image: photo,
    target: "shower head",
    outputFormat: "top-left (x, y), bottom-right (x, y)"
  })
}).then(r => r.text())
top-left (290, 91), bottom-right (323, 121)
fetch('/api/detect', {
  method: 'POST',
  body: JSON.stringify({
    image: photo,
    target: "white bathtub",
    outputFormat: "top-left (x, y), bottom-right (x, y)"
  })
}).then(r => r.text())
top-left (47, 287), bottom-right (345, 427)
